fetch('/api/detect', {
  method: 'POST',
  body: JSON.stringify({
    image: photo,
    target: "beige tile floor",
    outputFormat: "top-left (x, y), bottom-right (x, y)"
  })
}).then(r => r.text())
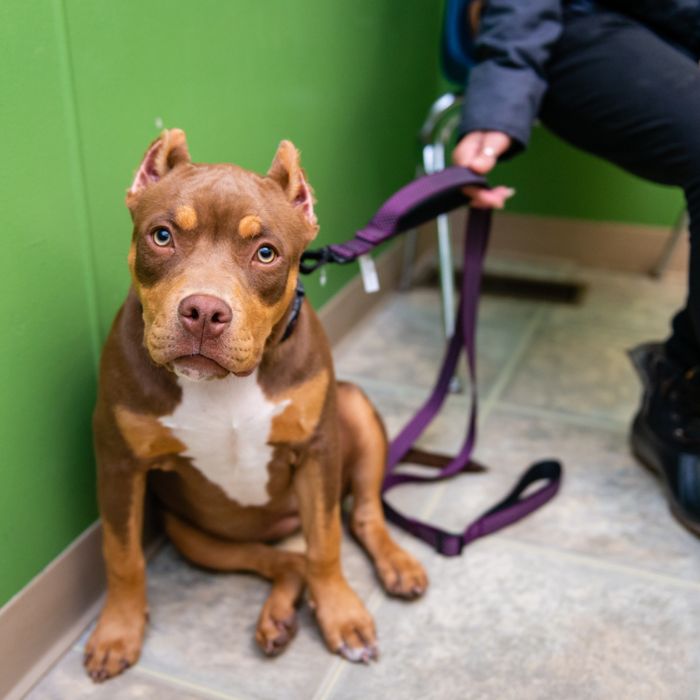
top-left (28, 256), bottom-right (700, 700)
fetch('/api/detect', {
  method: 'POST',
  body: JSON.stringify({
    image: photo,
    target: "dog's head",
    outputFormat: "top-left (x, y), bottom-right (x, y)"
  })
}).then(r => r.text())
top-left (125, 129), bottom-right (318, 381)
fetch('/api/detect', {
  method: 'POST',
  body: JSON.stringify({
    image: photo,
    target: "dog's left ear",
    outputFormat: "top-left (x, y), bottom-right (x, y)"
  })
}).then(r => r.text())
top-left (126, 129), bottom-right (191, 209)
top-left (267, 141), bottom-right (318, 239)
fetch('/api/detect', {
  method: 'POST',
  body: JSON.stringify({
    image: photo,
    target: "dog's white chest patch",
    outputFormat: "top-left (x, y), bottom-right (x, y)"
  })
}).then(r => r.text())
top-left (159, 371), bottom-right (288, 506)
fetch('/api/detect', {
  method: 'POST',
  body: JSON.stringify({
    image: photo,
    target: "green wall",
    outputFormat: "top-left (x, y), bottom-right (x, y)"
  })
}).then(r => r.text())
top-left (0, 0), bottom-right (442, 607)
top-left (493, 126), bottom-right (684, 227)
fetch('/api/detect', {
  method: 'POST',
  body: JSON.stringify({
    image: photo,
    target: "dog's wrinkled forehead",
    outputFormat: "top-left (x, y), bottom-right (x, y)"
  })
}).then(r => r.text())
top-left (126, 129), bottom-right (319, 246)
top-left (132, 164), bottom-right (306, 246)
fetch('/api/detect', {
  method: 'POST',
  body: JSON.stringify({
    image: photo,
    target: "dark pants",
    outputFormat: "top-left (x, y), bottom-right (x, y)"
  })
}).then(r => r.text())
top-left (539, 10), bottom-right (700, 367)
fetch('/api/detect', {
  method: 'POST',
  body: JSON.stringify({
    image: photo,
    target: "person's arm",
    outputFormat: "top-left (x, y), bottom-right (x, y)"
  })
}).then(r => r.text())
top-left (461, 0), bottom-right (564, 154)
top-left (454, 0), bottom-right (563, 208)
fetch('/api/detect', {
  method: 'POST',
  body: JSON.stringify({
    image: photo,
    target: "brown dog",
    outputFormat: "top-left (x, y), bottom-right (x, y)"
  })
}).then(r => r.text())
top-left (85, 129), bottom-right (428, 681)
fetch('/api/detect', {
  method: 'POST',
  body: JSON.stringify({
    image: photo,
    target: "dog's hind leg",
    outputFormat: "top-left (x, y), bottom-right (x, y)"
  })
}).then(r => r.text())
top-left (337, 382), bottom-right (428, 599)
top-left (163, 511), bottom-right (305, 656)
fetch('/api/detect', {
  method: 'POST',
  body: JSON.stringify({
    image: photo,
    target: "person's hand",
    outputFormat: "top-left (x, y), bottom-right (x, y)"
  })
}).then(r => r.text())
top-left (452, 130), bottom-right (515, 209)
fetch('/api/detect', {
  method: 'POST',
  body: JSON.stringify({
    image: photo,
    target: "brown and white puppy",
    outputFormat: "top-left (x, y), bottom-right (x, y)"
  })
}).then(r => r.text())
top-left (85, 129), bottom-right (428, 682)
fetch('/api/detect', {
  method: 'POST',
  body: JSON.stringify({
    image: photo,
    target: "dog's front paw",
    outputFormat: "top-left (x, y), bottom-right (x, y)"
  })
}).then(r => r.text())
top-left (375, 545), bottom-right (428, 599)
top-left (256, 593), bottom-right (299, 656)
top-left (311, 580), bottom-right (378, 664)
top-left (83, 605), bottom-right (146, 682)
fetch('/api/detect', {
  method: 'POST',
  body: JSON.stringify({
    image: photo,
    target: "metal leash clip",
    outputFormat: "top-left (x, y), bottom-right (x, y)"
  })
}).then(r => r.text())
top-left (299, 246), bottom-right (353, 275)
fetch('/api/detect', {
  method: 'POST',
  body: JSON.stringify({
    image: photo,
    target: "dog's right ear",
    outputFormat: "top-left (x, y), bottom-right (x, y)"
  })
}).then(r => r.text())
top-left (126, 129), bottom-right (191, 208)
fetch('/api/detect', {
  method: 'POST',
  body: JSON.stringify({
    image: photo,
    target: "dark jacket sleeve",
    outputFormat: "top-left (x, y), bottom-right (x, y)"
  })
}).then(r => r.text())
top-left (460, 0), bottom-right (564, 155)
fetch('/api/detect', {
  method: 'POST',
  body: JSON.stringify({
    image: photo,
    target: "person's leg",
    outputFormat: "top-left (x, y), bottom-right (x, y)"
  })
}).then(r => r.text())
top-left (536, 10), bottom-right (700, 531)
top-left (540, 9), bottom-right (700, 365)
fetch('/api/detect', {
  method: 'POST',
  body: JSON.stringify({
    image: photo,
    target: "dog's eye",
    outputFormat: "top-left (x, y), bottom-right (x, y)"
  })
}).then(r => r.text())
top-left (256, 245), bottom-right (277, 264)
top-left (152, 228), bottom-right (172, 247)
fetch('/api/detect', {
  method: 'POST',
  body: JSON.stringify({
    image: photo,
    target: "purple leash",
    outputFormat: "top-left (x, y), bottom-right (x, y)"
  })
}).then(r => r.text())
top-left (300, 167), bottom-right (562, 556)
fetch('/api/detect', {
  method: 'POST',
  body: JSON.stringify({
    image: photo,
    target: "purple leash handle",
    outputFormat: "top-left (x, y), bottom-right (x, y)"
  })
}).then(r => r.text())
top-left (327, 167), bottom-right (486, 261)
top-left (301, 167), bottom-right (563, 555)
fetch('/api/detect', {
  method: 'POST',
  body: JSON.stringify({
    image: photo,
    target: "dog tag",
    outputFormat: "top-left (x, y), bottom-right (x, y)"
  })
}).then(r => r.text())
top-left (358, 254), bottom-right (380, 294)
top-left (319, 267), bottom-right (328, 287)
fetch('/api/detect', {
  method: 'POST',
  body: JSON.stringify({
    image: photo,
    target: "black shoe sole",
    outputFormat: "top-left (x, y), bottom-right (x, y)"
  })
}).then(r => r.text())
top-left (630, 413), bottom-right (700, 539)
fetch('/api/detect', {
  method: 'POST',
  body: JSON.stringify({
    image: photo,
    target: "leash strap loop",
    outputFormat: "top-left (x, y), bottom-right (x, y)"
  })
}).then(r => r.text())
top-left (301, 167), bottom-right (563, 555)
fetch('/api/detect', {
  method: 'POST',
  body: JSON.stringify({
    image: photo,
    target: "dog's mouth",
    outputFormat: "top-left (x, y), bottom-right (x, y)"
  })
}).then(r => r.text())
top-left (169, 353), bottom-right (254, 381)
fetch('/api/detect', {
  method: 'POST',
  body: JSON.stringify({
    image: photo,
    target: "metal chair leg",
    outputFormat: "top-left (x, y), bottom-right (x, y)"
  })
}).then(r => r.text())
top-left (427, 143), bottom-right (458, 340)
top-left (436, 214), bottom-right (457, 337)
top-left (425, 141), bottom-right (463, 393)
top-left (415, 92), bottom-right (465, 393)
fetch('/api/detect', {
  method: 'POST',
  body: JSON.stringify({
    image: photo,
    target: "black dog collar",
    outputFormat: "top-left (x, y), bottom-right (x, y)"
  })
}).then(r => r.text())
top-left (280, 280), bottom-right (305, 343)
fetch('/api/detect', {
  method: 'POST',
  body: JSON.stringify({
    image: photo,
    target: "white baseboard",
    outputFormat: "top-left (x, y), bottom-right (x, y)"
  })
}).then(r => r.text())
top-left (0, 523), bottom-right (105, 700)
top-left (478, 210), bottom-right (688, 275)
top-left (0, 519), bottom-right (164, 700)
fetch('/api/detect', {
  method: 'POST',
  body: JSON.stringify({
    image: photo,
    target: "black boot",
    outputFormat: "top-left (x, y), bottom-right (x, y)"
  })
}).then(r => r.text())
top-left (629, 342), bottom-right (700, 535)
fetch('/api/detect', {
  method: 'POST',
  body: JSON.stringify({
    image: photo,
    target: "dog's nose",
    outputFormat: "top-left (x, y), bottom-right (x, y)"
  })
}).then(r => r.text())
top-left (178, 294), bottom-right (232, 339)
